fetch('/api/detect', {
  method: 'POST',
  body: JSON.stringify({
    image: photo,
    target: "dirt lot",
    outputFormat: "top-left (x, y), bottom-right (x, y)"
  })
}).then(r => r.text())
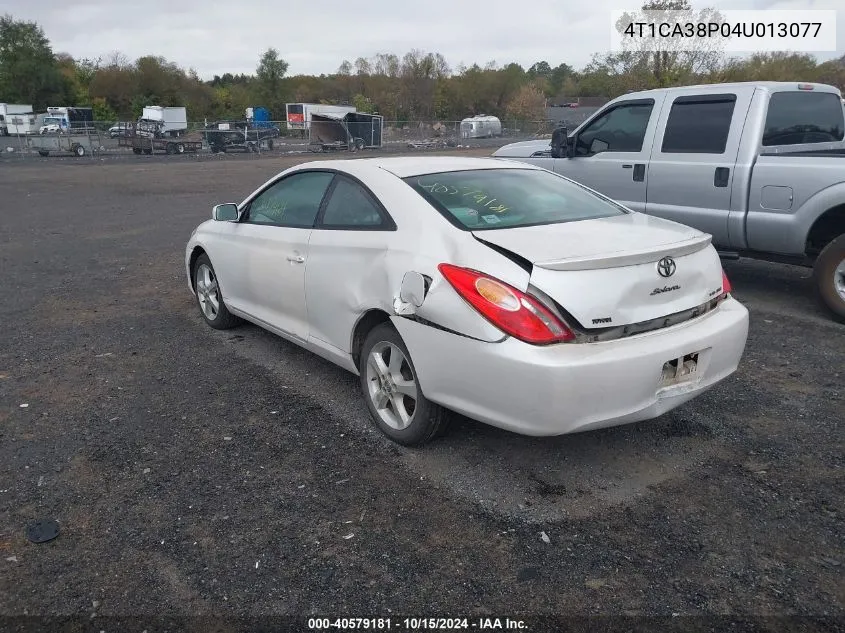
top-left (0, 149), bottom-right (843, 632)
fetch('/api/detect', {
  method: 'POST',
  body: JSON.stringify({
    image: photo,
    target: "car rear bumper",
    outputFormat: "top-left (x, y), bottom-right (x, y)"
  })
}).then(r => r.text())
top-left (392, 297), bottom-right (749, 436)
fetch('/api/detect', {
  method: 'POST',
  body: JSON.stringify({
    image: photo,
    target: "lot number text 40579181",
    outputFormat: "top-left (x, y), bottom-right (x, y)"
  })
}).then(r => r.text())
top-left (306, 617), bottom-right (529, 630)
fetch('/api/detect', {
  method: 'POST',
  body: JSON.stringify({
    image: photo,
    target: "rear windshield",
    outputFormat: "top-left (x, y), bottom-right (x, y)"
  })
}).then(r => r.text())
top-left (763, 91), bottom-right (845, 146)
top-left (403, 168), bottom-right (626, 231)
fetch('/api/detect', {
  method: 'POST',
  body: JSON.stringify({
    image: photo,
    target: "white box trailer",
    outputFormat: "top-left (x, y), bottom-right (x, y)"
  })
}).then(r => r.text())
top-left (0, 103), bottom-right (34, 135)
top-left (285, 103), bottom-right (357, 130)
top-left (8, 112), bottom-right (43, 135)
top-left (460, 115), bottom-right (502, 139)
top-left (138, 106), bottom-right (188, 137)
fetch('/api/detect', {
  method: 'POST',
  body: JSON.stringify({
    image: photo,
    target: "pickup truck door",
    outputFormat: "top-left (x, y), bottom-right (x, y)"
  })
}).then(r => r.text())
top-left (644, 87), bottom-right (755, 247)
top-left (551, 96), bottom-right (664, 213)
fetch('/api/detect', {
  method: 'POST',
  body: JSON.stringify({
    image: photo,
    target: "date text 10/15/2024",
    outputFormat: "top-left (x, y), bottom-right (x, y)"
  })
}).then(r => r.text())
top-left (307, 617), bottom-right (528, 630)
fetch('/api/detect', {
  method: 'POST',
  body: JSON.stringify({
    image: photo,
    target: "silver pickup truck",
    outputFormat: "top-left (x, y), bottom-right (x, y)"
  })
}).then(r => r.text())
top-left (493, 81), bottom-right (845, 321)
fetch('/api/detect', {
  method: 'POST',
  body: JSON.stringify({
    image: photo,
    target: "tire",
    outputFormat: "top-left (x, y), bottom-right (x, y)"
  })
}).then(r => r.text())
top-left (73, 144), bottom-right (85, 157)
top-left (359, 323), bottom-right (449, 446)
top-left (175, 143), bottom-right (185, 154)
top-left (132, 148), bottom-right (142, 155)
top-left (166, 143), bottom-right (175, 155)
top-left (812, 233), bottom-right (845, 322)
top-left (38, 150), bottom-right (49, 157)
top-left (193, 254), bottom-right (240, 330)
top-left (143, 148), bottom-right (152, 155)
top-left (267, 139), bottom-right (274, 150)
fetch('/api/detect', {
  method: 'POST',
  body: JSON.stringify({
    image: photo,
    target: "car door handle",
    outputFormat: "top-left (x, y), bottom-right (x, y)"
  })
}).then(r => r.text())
top-left (714, 167), bottom-right (730, 188)
top-left (286, 255), bottom-right (305, 263)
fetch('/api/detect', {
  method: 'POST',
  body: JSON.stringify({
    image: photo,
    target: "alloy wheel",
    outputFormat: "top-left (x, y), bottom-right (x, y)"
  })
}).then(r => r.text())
top-left (835, 259), bottom-right (845, 302)
top-left (196, 263), bottom-right (220, 320)
top-left (365, 341), bottom-right (418, 430)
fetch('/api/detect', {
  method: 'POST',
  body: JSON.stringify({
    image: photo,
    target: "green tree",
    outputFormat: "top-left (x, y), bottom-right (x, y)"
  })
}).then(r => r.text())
top-left (91, 96), bottom-right (117, 123)
top-left (256, 48), bottom-right (289, 111)
top-left (0, 14), bottom-right (65, 109)
top-left (352, 93), bottom-right (374, 113)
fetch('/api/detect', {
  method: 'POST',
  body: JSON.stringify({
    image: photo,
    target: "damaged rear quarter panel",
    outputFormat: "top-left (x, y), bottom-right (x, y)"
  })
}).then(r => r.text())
top-left (304, 165), bottom-right (530, 362)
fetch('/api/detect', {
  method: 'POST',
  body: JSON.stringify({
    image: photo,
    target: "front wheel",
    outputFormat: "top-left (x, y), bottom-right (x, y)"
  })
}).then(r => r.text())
top-left (359, 323), bottom-right (449, 446)
top-left (813, 234), bottom-right (845, 322)
top-left (193, 254), bottom-right (240, 330)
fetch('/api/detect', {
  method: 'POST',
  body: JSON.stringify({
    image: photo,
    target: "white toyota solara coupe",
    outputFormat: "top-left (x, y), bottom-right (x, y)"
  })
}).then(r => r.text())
top-left (185, 156), bottom-right (749, 446)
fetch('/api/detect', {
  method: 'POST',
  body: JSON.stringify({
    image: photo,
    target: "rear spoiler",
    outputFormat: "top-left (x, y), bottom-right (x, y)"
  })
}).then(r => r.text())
top-left (534, 234), bottom-right (713, 271)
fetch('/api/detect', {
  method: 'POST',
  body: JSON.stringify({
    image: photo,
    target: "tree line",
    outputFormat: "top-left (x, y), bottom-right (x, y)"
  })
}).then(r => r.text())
top-left (2, 1), bottom-right (844, 125)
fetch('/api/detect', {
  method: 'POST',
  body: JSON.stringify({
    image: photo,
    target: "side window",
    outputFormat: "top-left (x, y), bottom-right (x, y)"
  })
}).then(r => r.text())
top-left (661, 94), bottom-right (737, 154)
top-left (245, 171), bottom-right (334, 227)
top-left (575, 101), bottom-right (654, 156)
top-left (320, 177), bottom-right (390, 229)
top-left (763, 91), bottom-right (845, 146)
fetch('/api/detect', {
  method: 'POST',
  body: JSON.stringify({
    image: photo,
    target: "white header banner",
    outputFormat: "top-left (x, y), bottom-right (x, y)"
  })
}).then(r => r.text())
top-left (609, 10), bottom-right (838, 53)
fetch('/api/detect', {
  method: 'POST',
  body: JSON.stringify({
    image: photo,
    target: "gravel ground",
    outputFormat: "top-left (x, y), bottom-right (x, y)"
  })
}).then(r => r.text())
top-left (0, 150), bottom-right (843, 632)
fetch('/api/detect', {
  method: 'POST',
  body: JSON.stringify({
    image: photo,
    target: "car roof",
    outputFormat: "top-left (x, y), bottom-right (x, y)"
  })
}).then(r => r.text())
top-left (291, 156), bottom-right (543, 179)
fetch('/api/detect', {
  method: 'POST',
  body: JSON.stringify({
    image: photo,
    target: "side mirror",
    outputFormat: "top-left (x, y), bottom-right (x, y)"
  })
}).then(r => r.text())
top-left (212, 203), bottom-right (239, 221)
top-left (550, 126), bottom-right (568, 159)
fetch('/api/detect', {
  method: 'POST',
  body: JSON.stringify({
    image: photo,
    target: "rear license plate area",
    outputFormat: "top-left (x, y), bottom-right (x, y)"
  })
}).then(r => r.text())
top-left (660, 352), bottom-right (699, 387)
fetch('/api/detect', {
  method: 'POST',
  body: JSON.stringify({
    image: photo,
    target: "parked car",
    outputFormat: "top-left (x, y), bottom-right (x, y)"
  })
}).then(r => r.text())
top-left (185, 157), bottom-right (749, 446)
top-left (108, 122), bottom-right (131, 138)
top-left (493, 81), bottom-right (845, 321)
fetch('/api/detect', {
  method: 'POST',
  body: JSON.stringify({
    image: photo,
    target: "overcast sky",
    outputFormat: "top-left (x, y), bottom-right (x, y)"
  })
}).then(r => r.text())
top-left (2, 0), bottom-right (843, 78)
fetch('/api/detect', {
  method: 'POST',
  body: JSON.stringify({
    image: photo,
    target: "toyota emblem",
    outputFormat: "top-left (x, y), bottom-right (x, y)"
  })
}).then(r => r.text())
top-left (657, 256), bottom-right (677, 278)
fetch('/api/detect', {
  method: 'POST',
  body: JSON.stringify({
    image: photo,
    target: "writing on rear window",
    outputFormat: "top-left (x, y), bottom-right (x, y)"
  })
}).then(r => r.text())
top-left (404, 168), bottom-right (625, 232)
top-left (417, 180), bottom-right (510, 213)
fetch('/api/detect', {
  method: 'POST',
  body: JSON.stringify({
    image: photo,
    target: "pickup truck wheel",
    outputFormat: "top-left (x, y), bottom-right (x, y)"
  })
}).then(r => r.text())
top-left (813, 234), bottom-right (845, 321)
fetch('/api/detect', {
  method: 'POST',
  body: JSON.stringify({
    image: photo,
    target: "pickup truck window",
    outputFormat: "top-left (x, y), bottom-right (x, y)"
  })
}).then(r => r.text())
top-left (661, 94), bottom-right (737, 154)
top-left (763, 91), bottom-right (845, 146)
top-left (575, 100), bottom-right (654, 156)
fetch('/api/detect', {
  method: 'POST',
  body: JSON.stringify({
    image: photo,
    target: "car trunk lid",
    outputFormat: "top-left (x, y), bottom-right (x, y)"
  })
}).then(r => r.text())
top-left (472, 214), bottom-right (724, 328)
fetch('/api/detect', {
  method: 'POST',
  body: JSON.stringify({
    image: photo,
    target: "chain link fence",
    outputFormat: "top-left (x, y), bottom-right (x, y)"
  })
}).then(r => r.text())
top-left (0, 118), bottom-right (573, 160)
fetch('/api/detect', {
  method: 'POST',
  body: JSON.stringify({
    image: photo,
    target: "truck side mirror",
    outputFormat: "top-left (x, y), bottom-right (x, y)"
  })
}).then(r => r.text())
top-left (550, 126), bottom-right (568, 158)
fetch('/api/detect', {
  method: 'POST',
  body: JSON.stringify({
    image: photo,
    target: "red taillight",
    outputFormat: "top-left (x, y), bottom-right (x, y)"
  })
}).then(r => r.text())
top-left (437, 263), bottom-right (575, 344)
top-left (721, 269), bottom-right (732, 296)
